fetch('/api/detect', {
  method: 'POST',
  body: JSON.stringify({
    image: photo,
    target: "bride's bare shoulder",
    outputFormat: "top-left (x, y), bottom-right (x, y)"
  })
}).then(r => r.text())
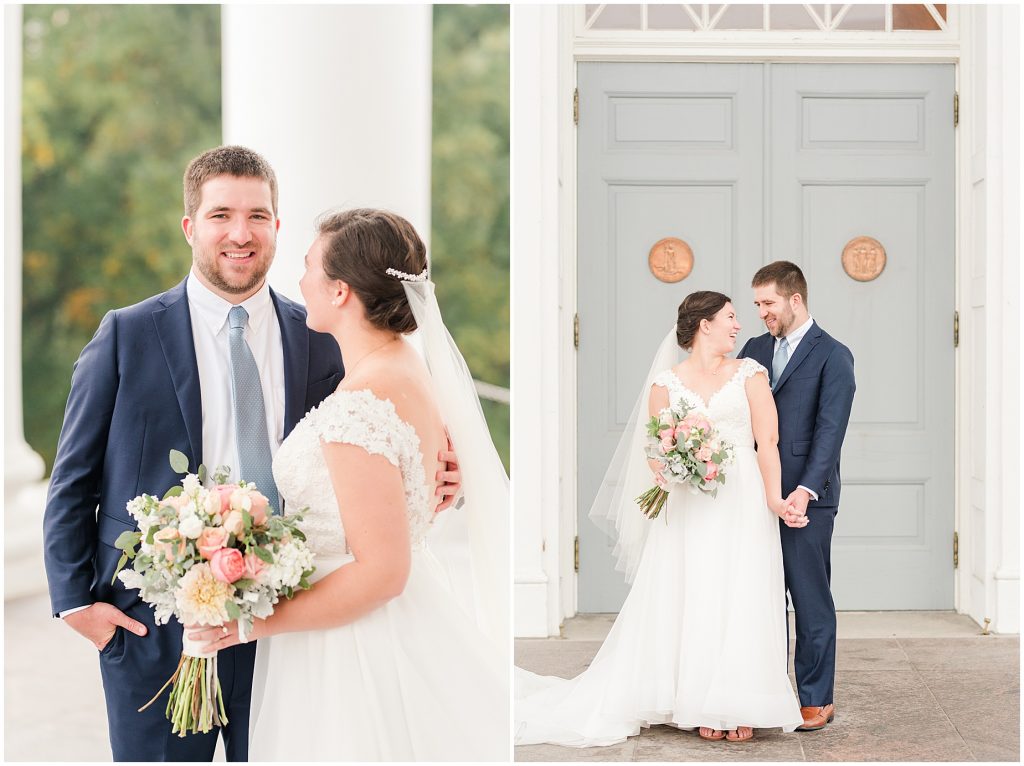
top-left (340, 347), bottom-right (436, 422)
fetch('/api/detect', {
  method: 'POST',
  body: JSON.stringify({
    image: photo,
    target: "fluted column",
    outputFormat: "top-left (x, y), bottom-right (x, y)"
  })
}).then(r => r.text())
top-left (6, 4), bottom-right (49, 600)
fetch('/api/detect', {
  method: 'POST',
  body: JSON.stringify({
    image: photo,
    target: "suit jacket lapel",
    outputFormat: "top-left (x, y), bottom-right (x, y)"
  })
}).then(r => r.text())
top-left (774, 321), bottom-right (822, 393)
top-left (272, 289), bottom-right (309, 437)
top-left (152, 280), bottom-right (204, 468)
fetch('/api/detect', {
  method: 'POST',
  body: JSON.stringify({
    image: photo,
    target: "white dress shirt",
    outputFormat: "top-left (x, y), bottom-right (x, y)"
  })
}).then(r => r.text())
top-left (186, 270), bottom-right (286, 474)
top-left (60, 274), bottom-right (286, 619)
top-left (775, 315), bottom-right (820, 502)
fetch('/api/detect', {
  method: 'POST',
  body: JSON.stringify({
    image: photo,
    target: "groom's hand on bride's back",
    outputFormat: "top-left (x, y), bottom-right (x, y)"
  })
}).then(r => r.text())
top-left (434, 434), bottom-right (462, 513)
top-left (63, 601), bottom-right (148, 650)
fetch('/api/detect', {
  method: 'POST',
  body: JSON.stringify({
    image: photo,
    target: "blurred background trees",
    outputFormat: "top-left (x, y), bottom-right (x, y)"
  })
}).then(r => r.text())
top-left (21, 4), bottom-right (510, 474)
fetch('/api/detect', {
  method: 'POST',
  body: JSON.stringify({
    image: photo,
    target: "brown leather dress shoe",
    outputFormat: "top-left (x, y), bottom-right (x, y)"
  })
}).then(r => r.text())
top-left (796, 704), bottom-right (835, 731)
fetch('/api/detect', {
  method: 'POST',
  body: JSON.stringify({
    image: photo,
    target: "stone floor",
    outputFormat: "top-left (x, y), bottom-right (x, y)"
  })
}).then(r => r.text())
top-left (515, 612), bottom-right (1020, 762)
top-left (4, 593), bottom-right (225, 762)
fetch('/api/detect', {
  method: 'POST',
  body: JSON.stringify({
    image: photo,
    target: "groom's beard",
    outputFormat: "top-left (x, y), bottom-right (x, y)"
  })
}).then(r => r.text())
top-left (193, 239), bottom-right (276, 296)
top-left (766, 306), bottom-right (796, 337)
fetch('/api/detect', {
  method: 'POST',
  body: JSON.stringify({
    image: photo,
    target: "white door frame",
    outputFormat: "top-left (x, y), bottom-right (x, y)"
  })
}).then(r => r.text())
top-left (512, 4), bottom-right (1019, 637)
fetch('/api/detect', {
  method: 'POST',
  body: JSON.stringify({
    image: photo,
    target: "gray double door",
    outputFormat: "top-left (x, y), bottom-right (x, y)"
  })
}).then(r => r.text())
top-left (577, 62), bottom-right (955, 613)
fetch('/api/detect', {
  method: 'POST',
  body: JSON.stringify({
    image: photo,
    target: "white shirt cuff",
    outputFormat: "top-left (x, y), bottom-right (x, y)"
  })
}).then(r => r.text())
top-left (798, 484), bottom-right (819, 502)
top-left (58, 605), bottom-right (91, 619)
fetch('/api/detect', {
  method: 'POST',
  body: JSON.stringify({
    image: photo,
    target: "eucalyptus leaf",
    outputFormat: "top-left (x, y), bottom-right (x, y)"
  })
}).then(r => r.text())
top-left (111, 552), bottom-right (129, 585)
top-left (114, 530), bottom-right (141, 554)
top-left (169, 449), bottom-right (189, 474)
top-left (163, 485), bottom-right (183, 499)
top-left (198, 464), bottom-right (207, 484)
top-left (224, 599), bottom-right (241, 621)
top-left (253, 546), bottom-right (274, 564)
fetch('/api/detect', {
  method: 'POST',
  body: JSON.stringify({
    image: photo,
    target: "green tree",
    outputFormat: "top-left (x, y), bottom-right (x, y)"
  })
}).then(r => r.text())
top-left (431, 5), bottom-right (510, 470)
top-left (22, 4), bottom-right (222, 473)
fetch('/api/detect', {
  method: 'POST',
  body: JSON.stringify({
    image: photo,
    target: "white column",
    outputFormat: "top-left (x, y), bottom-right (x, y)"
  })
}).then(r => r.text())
top-left (988, 4), bottom-right (1020, 634)
top-left (221, 4), bottom-right (432, 303)
top-left (512, 4), bottom-right (566, 637)
top-left (5, 4), bottom-right (50, 600)
top-left (959, 5), bottom-right (1020, 635)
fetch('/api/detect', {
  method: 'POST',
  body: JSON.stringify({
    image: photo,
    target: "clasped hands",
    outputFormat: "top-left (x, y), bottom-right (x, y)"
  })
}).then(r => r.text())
top-left (771, 488), bottom-right (811, 528)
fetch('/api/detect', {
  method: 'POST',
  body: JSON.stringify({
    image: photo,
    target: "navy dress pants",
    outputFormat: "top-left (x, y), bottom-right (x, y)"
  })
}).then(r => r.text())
top-left (779, 506), bottom-right (837, 707)
top-left (98, 602), bottom-right (256, 761)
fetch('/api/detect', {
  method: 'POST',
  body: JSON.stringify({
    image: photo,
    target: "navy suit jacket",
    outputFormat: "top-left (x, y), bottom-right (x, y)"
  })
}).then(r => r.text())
top-left (43, 279), bottom-right (344, 617)
top-left (738, 322), bottom-right (855, 510)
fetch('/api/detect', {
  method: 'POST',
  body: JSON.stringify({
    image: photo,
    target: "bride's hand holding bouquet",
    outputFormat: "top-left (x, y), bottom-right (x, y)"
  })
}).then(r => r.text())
top-left (635, 402), bottom-right (735, 519)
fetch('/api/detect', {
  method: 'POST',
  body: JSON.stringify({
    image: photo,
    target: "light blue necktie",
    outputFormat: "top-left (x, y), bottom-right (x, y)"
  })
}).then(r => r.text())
top-left (772, 336), bottom-right (790, 391)
top-left (228, 306), bottom-right (280, 514)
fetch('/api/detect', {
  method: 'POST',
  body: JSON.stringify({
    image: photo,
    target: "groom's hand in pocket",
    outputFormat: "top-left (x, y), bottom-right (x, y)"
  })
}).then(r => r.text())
top-left (435, 433), bottom-right (463, 513)
top-left (64, 602), bottom-right (148, 651)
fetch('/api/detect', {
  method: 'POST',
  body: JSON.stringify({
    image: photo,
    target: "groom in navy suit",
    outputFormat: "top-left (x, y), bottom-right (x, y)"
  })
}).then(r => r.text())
top-left (738, 261), bottom-right (855, 732)
top-left (42, 146), bottom-right (343, 761)
top-left (43, 146), bottom-right (461, 761)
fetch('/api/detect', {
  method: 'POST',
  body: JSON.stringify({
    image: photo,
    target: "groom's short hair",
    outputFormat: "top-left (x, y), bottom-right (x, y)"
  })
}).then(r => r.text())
top-left (183, 145), bottom-right (279, 218)
top-left (752, 261), bottom-right (808, 306)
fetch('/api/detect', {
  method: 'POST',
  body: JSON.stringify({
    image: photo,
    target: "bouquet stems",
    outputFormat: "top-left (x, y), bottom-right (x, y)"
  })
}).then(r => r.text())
top-left (636, 486), bottom-right (670, 519)
top-left (138, 636), bottom-right (228, 737)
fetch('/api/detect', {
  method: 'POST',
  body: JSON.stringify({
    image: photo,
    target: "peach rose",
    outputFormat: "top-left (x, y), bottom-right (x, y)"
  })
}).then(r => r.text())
top-left (243, 552), bottom-right (267, 582)
top-left (222, 510), bottom-right (245, 537)
top-left (248, 491), bottom-right (270, 527)
top-left (197, 526), bottom-right (229, 560)
top-left (704, 462), bottom-right (719, 481)
top-left (696, 446), bottom-right (713, 462)
top-left (209, 547), bottom-right (246, 584)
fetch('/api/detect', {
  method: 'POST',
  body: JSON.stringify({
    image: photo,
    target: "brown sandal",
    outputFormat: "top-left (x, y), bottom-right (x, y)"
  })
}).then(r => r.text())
top-left (725, 726), bottom-right (754, 742)
top-left (698, 727), bottom-right (726, 741)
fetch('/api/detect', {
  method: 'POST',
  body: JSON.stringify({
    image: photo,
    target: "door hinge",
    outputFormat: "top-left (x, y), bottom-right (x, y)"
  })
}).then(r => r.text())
top-left (573, 313), bottom-right (580, 349)
top-left (574, 536), bottom-right (580, 572)
top-left (573, 87), bottom-right (579, 126)
top-left (953, 92), bottom-right (959, 128)
top-left (953, 531), bottom-right (959, 569)
top-left (953, 310), bottom-right (959, 348)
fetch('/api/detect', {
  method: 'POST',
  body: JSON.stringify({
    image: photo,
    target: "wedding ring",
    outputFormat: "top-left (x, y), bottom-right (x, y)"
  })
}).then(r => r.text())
top-left (222, 626), bottom-right (229, 635)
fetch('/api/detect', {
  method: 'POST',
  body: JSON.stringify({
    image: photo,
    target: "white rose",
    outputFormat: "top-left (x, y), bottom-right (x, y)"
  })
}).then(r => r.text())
top-left (230, 489), bottom-right (253, 512)
top-left (178, 513), bottom-right (204, 539)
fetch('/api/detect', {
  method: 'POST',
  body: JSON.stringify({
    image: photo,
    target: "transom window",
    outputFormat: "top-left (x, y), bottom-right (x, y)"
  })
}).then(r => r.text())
top-left (582, 4), bottom-right (951, 33)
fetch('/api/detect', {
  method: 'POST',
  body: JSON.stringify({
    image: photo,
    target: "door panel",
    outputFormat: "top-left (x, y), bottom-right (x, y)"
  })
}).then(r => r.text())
top-left (577, 63), bottom-right (764, 612)
top-left (771, 64), bottom-right (955, 609)
top-left (577, 62), bottom-right (955, 612)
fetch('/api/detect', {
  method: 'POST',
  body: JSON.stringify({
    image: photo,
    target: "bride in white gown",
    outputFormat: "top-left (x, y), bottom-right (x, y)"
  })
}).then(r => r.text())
top-left (516, 291), bottom-right (805, 746)
top-left (192, 209), bottom-right (508, 761)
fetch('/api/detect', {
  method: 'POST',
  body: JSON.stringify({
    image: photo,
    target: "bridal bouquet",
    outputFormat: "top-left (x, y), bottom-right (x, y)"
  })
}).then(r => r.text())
top-left (112, 450), bottom-right (315, 737)
top-left (636, 403), bottom-right (734, 519)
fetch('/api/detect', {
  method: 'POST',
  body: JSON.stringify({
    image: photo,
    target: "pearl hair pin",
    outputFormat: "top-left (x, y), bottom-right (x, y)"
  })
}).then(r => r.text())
top-left (385, 267), bottom-right (429, 282)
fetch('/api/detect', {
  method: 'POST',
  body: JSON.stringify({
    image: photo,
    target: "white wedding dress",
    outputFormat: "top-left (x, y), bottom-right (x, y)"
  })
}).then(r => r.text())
top-left (249, 388), bottom-right (508, 761)
top-left (516, 358), bottom-right (802, 746)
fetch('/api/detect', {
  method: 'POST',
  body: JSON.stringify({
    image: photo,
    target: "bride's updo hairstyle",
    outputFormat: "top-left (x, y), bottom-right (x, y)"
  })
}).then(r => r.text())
top-left (316, 208), bottom-right (427, 335)
top-left (676, 291), bottom-right (731, 351)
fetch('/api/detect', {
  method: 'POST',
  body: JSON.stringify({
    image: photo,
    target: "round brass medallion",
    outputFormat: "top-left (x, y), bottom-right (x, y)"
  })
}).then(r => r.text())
top-left (842, 236), bottom-right (887, 282)
top-left (648, 238), bottom-right (694, 283)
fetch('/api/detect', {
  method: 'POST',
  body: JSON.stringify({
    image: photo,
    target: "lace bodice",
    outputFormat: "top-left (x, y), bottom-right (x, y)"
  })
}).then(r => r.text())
top-left (652, 357), bottom-right (768, 449)
top-left (272, 389), bottom-right (434, 557)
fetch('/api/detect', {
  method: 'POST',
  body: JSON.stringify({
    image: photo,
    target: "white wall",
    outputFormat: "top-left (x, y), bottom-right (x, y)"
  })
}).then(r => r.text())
top-left (222, 4), bottom-right (433, 302)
